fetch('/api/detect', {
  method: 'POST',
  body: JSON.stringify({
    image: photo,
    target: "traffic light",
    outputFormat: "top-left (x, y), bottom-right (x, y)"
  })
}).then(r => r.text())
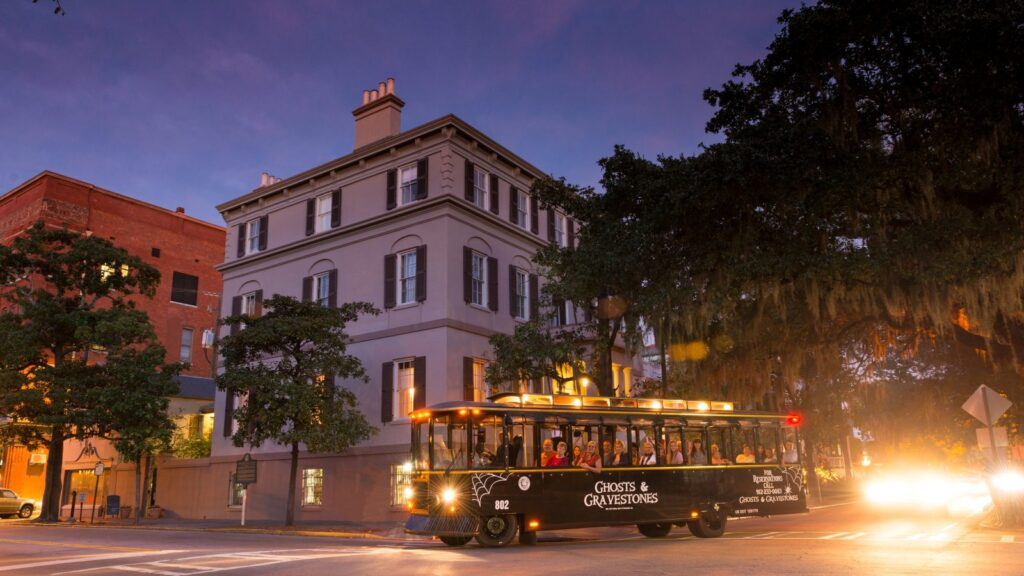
top-left (786, 413), bottom-right (802, 426)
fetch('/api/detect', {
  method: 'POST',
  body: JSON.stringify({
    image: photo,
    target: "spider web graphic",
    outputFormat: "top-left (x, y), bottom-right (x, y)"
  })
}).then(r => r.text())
top-left (781, 467), bottom-right (802, 493)
top-left (471, 472), bottom-right (511, 506)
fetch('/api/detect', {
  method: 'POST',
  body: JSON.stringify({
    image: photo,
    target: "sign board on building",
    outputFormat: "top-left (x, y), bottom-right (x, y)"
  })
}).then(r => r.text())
top-left (962, 385), bottom-right (1012, 426)
top-left (235, 453), bottom-right (257, 486)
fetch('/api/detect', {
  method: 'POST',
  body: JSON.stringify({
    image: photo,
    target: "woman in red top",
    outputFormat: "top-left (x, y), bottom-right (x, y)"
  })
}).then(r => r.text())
top-left (545, 441), bottom-right (570, 467)
top-left (577, 440), bottom-right (602, 473)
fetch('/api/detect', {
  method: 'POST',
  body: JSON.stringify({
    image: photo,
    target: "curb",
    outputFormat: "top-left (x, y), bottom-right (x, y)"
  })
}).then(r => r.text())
top-left (2, 520), bottom-right (426, 542)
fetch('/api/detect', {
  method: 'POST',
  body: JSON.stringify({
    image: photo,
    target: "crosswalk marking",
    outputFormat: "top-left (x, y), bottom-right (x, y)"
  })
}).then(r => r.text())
top-left (1001, 535), bottom-right (1014, 543)
top-left (842, 532), bottom-right (866, 540)
top-left (819, 532), bottom-right (850, 540)
top-left (0, 551), bottom-right (184, 573)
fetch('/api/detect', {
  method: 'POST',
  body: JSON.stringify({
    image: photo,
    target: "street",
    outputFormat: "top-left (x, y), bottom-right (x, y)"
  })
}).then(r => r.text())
top-left (0, 502), bottom-right (1020, 576)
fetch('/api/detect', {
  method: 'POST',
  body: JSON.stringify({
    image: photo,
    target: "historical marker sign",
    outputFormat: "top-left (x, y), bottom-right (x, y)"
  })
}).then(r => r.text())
top-left (235, 453), bottom-right (257, 486)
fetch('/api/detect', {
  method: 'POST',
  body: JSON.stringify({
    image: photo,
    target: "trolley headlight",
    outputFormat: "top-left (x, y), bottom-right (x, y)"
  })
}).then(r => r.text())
top-left (442, 487), bottom-right (458, 504)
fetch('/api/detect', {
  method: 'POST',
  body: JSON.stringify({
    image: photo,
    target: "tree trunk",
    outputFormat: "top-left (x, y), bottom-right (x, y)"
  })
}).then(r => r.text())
top-left (285, 442), bottom-right (299, 526)
top-left (659, 320), bottom-right (668, 399)
top-left (38, 425), bottom-right (65, 522)
top-left (139, 451), bottom-right (153, 520)
top-left (133, 452), bottom-right (144, 524)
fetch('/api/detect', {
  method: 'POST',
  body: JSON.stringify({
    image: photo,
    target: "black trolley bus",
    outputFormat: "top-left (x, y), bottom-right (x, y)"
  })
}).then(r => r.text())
top-left (404, 392), bottom-right (808, 547)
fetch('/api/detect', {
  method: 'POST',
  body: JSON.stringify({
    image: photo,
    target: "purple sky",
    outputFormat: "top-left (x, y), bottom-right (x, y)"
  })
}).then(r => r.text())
top-left (1, 0), bottom-right (801, 225)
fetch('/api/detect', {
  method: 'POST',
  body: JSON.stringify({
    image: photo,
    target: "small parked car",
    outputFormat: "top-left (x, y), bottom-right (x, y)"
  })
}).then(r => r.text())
top-left (0, 488), bottom-right (35, 519)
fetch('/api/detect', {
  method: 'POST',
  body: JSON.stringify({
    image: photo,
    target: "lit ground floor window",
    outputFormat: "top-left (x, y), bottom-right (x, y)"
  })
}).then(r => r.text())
top-left (302, 468), bottom-right (324, 507)
top-left (389, 462), bottom-right (413, 509)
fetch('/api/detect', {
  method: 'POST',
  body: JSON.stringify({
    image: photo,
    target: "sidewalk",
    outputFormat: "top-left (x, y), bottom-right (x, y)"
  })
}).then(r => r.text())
top-left (3, 515), bottom-right (426, 542)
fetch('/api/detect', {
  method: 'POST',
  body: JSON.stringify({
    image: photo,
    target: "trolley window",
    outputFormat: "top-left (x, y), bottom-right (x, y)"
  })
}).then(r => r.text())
top-left (431, 413), bottom-right (468, 470)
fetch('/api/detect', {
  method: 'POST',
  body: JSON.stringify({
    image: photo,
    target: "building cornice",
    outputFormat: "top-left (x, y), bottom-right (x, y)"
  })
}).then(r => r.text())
top-left (215, 114), bottom-right (550, 215)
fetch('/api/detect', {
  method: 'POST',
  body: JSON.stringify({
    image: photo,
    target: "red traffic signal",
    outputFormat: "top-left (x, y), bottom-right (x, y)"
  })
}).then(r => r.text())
top-left (786, 413), bottom-right (803, 426)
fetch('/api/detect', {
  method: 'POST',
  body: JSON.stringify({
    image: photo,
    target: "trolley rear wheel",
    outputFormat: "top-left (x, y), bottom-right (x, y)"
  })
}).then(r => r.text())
top-left (687, 508), bottom-right (727, 538)
top-left (475, 514), bottom-right (519, 547)
top-left (637, 522), bottom-right (673, 538)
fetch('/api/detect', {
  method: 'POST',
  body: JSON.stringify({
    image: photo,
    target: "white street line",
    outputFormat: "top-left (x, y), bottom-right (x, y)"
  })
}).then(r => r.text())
top-left (744, 531), bottom-right (781, 539)
top-left (1001, 535), bottom-right (1015, 543)
top-left (907, 533), bottom-right (928, 541)
top-left (149, 563), bottom-right (218, 571)
top-left (842, 532), bottom-right (866, 540)
top-left (808, 501), bottom-right (857, 510)
top-left (112, 566), bottom-right (187, 576)
top-left (0, 551), bottom-right (184, 573)
top-left (819, 532), bottom-right (851, 540)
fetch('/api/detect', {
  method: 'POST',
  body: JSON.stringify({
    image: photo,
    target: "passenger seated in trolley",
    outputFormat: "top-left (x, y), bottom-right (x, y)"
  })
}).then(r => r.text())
top-left (540, 439), bottom-right (555, 467)
top-left (668, 440), bottom-right (685, 465)
top-left (690, 438), bottom-right (707, 465)
top-left (735, 444), bottom-right (756, 464)
top-left (577, 440), bottom-right (602, 473)
top-left (607, 439), bottom-right (627, 467)
top-left (601, 440), bottom-right (614, 467)
top-left (782, 441), bottom-right (799, 464)
top-left (545, 441), bottom-right (570, 467)
top-left (710, 443), bottom-right (731, 465)
top-left (639, 441), bottom-right (658, 466)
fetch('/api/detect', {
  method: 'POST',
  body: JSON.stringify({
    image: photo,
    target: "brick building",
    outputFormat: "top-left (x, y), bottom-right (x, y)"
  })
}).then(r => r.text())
top-left (0, 172), bottom-right (225, 514)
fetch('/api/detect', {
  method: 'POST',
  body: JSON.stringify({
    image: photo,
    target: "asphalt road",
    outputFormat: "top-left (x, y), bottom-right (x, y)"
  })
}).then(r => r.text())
top-left (0, 502), bottom-right (1020, 576)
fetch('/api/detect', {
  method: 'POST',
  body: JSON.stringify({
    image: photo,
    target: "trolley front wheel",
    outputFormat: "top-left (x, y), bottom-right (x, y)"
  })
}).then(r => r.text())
top-left (637, 522), bottom-right (673, 538)
top-left (439, 535), bottom-right (472, 547)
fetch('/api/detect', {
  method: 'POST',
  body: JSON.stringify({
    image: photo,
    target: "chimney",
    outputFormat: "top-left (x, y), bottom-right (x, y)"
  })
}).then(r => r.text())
top-left (352, 77), bottom-right (404, 149)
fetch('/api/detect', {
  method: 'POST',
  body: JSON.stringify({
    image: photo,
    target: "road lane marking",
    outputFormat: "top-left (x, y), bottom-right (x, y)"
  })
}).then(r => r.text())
top-left (744, 531), bottom-right (781, 539)
top-left (1001, 535), bottom-right (1014, 543)
top-left (907, 533), bottom-right (928, 541)
top-left (0, 537), bottom-right (149, 552)
top-left (819, 532), bottom-right (850, 540)
top-left (842, 532), bottom-right (866, 540)
top-left (0, 551), bottom-right (184, 572)
top-left (112, 566), bottom-right (188, 576)
top-left (808, 500), bottom-right (857, 510)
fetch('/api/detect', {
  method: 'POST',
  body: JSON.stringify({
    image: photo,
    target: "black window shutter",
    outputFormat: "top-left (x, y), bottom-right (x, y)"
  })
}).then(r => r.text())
top-left (547, 209), bottom-right (556, 244)
top-left (381, 362), bottom-right (394, 423)
top-left (568, 219), bottom-right (575, 249)
top-left (384, 254), bottom-right (396, 309)
top-left (331, 189), bottom-right (341, 228)
top-left (416, 158), bottom-right (428, 200)
top-left (222, 392), bottom-right (235, 437)
top-left (508, 265), bottom-right (516, 317)
top-left (415, 245), bottom-right (427, 302)
top-left (386, 169), bottom-right (397, 210)
top-left (487, 257), bottom-right (498, 312)
top-left (529, 274), bottom-right (539, 320)
top-left (230, 295), bottom-right (242, 336)
top-left (489, 174), bottom-right (499, 214)
top-left (258, 216), bottom-right (268, 251)
top-left (556, 298), bottom-right (567, 325)
top-left (236, 224), bottom-right (245, 257)
top-left (463, 357), bottom-right (475, 401)
top-left (305, 198), bottom-right (315, 236)
top-left (254, 289), bottom-right (263, 317)
top-left (530, 196), bottom-right (539, 233)
top-left (413, 356), bottom-right (426, 410)
top-left (464, 159), bottom-right (475, 202)
top-left (328, 269), bottom-right (338, 308)
top-left (509, 187), bottom-right (518, 224)
top-left (462, 246), bottom-right (472, 303)
top-left (302, 276), bottom-right (313, 302)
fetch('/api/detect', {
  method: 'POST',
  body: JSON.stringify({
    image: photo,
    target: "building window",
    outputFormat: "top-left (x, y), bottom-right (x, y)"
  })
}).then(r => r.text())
top-left (472, 167), bottom-right (489, 210)
top-left (514, 268), bottom-right (529, 320)
top-left (100, 263), bottom-right (129, 282)
top-left (315, 193), bottom-right (332, 233)
top-left (301, 468), bottom-right (324, 507)
top-left (180, 327), bottom-right (194, 364)
top-left (399, 250), bottom-right (417, 305)
top-left (239, 291), bottom-right (259, 330)
top-left (389, 462), bottom-right (413, 508)
top-left (470, 252), bottom-right (486, 307)
top-left (314, 272), bottom-right (331, 307)
top-left (554, 213), bottom-right (566, 247)
top-left (472, 359), bottom-right (488, 402)
top-left (395, 359), bottom-right (415, 418)
top-left (399, 164), bottom-right (419, 205)
top-left (246, 219), bottom-right (261, 254)
top-left (171, 272), bottom-right (199, 306)
top-left (515, 190), bottom-right (529, 228)
top-left (228, 473), bottom-right (244, 507)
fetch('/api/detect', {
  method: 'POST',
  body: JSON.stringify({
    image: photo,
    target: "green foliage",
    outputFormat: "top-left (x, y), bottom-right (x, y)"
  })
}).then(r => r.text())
top-left (217, 295), bottom-right (379, 453)
top-left (486, 319), bottom-right (587, 394)
top-left (171, 431), bottom-right (212, 459)
top-left (0, 222), bottom-right (178, 521)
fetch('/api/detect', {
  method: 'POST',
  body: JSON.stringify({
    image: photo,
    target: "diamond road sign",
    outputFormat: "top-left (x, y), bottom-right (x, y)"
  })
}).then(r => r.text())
top-left (962, 385), bottom-right (1012, 426)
